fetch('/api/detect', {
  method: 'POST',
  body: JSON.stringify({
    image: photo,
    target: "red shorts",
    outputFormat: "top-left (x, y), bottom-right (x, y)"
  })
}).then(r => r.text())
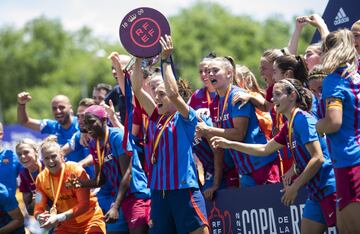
top-left (320, 193), bottom-right (337, 227)
top-left (334, 164), bottom-right (360, 210)
top-left (121, 195), bottom-right (151, 229)
top-left (223, 168), bottom-right (240, 188)
top-left (251, 160), bottom-right (280, 185)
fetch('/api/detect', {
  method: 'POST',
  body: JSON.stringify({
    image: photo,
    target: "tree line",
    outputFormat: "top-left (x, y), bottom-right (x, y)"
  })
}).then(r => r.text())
top-left (0, 2), bottom-right (315, 123)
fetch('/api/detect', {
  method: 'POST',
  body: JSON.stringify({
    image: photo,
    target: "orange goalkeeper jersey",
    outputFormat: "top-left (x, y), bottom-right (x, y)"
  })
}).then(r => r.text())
top-left (34, 161), bottom-right (105, 233)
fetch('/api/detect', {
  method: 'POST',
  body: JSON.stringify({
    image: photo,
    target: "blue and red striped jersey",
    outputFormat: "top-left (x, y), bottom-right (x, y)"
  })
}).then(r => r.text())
top-left (322, 67), bottom-right (360, 168)
top-left (210, 85), bottom-right (277, 175)
top-left (188, 87), bottom-right (216, 110)
top-left (89, 127), bottom-right (149, 198)
top-left (144, 108), bottom-right (199, 190)
top-left (274, 110), bottom-right (335, 201)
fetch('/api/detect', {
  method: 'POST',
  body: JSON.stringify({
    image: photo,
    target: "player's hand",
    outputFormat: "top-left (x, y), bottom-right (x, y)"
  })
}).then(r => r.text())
top-left (17, 92), bottom-right (32, 105)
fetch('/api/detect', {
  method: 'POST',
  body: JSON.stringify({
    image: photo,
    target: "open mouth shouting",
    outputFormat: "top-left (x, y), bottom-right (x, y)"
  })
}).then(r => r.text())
top-left (210, 78), bottom-right (217, 85)
top-left (55, 114), bottom-right (64, 121)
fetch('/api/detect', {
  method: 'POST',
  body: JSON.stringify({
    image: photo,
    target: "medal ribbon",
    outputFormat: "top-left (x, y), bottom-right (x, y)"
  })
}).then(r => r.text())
top-left (96, 129), bottom-right (109, 183)
top-left (216, 85), bottom-right (232, 127)
top-left (151, 113), bottom-right (176, 164)
top-left (288, 108), bottom-right (299, 158)
top-left (28, 162), bottom-right (42, 184)
top-left (206, 89), bottom-right (212, 109)
top-left (49, 164), bottom-right (66, 214)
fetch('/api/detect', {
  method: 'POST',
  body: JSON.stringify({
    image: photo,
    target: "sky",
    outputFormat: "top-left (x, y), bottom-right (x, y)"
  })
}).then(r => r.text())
top-left (0, 0), bottom-right (328, 42)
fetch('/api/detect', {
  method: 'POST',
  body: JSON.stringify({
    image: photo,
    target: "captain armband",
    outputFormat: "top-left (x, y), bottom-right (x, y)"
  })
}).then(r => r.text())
top-left (326, 98), bottom-right (342, 110)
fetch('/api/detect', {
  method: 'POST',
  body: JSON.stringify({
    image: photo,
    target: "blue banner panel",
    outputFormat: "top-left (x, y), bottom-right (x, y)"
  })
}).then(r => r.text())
top-left (312, 0), bottom-right (360, 43)
top-left (206, 183), bottom-right (337, 234)
top-left (2, 124), bottom-right (46, 150)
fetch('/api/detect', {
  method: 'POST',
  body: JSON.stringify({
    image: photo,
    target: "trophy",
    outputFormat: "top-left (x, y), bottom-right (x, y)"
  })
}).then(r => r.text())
top-left (119, 7), bottom-right (171, 68)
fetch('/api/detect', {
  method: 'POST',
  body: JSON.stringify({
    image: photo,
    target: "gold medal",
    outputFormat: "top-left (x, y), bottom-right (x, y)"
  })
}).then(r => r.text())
top-left (96, 130), bottom-right (109, 183)
top-left (50, 206), bottom-right (57, 215)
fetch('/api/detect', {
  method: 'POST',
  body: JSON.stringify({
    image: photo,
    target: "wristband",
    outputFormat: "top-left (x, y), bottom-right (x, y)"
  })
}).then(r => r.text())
top-left (56, 213), bottom-right (66, 222)
top-left (161, 57), bottom-right (172, 64)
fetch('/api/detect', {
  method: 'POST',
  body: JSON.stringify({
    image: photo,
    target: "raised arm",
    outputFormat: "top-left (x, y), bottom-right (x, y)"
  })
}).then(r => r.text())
top-left (109, 52), bottom-right (126, 96)
top-left (131, 58), bottom-right (156, 116)
top-left (160, 35), bottom-right (190, 118)
top-left (307, 14), bottom-right (329, 41)
top-left (17, 92), bottom-right (41, 131)
top-left (102, 99), bottom-right (124, 130)
top-left (288, 16), bottom-right (308, 55)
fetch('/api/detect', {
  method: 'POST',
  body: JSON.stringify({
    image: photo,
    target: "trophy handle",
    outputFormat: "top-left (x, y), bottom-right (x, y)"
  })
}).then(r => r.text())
top-left (124, 56), bottom-right (136, 72)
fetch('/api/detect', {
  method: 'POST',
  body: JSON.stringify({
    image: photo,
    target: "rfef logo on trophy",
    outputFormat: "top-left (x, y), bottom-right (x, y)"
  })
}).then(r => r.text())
top-left (119, 7), bottom-right (170, 58)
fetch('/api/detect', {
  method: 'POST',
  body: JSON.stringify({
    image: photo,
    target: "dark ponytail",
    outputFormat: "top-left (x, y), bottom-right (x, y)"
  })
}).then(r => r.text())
top-left (275, 55), bottom-right (309, 86)
top-left (294, 55), bottom-right (309, 86)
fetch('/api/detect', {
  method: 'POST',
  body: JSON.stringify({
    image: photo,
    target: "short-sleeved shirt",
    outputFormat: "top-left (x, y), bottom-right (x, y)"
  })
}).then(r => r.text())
top-left (0, 183), bottom-right (24, 233)
top-left (274, 110), bottom-right (336, 201)
top-left (316, 97), bottom-right (326, 120)
top-left (310, 94), bottom-right (319, 120)
top-left (0, 149), bottom-right (21, 195)
top-left (34, 162), bottom-right (101, 226)
top-left (89, 127), bottom-right (149, 198)
top-left (19, 162), bottom-right (44, 194)
top-left (68, 131), bottom-right (94, 178)
top-left (321, 67), bottom-right (360, 168)
top-left (210, 85), bottom-right (277, 175)
top-left (40, 117), bottom-right (86, 164)
top-left (144, 108), bottom-right (199, 190)
top-left (188, 87), bottom-right (216, 110)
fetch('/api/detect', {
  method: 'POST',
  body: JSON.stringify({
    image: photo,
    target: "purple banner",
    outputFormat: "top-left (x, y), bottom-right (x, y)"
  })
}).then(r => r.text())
top-left (2, 124), bottom-right (46, 150)
top-left (206, 183), bottom-right (337, 234)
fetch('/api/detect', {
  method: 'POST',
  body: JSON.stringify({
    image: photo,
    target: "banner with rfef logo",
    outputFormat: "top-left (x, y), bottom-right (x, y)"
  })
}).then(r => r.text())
top-left (205, 183), bottom-right (337, 234)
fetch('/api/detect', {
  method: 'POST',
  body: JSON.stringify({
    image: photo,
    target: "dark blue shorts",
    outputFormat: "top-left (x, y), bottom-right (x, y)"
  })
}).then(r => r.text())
top-left (150, 188), bottom-right (208, 234)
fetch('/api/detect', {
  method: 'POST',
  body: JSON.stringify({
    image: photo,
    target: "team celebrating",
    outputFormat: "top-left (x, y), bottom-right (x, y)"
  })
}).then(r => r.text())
top-left (0, 14), bottom-right (360, 234)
